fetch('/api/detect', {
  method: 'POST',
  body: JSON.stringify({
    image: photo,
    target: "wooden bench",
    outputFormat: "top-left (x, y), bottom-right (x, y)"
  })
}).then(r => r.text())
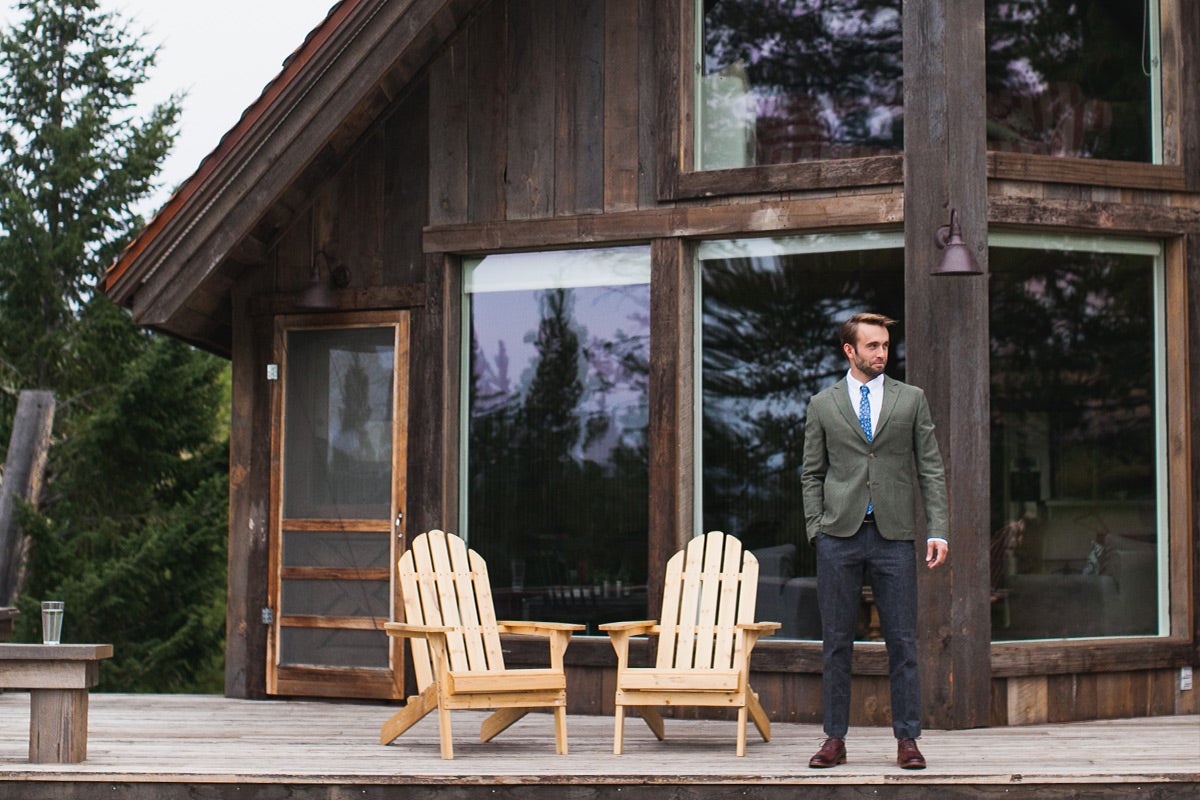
top-left (0, 643), bottom-right (113, 762)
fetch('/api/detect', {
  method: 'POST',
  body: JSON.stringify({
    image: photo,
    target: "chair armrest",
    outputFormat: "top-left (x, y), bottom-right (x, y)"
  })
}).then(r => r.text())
top-left (383, 622), bottom-right (453, 638)
top-left (497, 621), bottom-right (584, 669)
top-left (497, 621), bottom-right (586, 636)
top-left (733, 622), bottom-right (780, 667)
top-left (600, 620), bottom-right (659, 671)
top-left (598, 620), bottom-right (659, 635)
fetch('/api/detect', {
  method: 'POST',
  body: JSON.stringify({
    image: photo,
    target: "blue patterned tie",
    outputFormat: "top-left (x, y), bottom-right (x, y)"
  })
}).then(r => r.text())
top-left (859, 385), bottom-right (873, 515)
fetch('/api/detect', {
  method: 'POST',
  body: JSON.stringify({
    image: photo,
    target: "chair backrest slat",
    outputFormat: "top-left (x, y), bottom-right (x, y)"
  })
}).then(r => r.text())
top-left (691, 532), bottom-right (726, 668)
top-left (656, 548), bottom-right (686, 668)
top-left (469, 548), bottom-right (505, 670)
top-left (398, 547), bottom-right (433, 690)
top-left (670, 536), bottom-right (706, 669)
top-left (712, 534), bottom-right (744, 669)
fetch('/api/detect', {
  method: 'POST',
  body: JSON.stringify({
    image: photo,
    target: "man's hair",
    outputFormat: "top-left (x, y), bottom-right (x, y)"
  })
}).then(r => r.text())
top-left (839, 312), bottom-right (897, 348)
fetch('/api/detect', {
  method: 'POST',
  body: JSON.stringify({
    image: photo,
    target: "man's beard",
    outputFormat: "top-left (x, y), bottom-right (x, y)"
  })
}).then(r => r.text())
top-left (852, 348), bottom-right (886, 379)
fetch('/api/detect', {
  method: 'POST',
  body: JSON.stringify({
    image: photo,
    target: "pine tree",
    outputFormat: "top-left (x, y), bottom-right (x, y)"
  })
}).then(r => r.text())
top-left (0, 0), bottom-right (229, 692)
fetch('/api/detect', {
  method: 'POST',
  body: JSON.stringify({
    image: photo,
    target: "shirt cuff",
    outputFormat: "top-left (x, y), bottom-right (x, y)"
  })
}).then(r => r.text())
top-left (928, 537), bottom-right (948, 545)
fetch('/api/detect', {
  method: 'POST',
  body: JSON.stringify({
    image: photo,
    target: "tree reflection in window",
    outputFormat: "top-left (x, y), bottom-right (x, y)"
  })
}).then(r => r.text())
top-left (466, 255), bottom-right (651, 634)
top-left (698, 0), bottom-right (903, 169)
top-left (989, 239), bottom-right (1162, 640)
top-left (985, 0), bottom-right (1156, 161)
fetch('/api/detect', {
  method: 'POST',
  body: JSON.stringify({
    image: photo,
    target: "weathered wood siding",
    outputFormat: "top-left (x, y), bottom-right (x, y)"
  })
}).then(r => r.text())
top-left (429, 0), bottom-right (661, 226)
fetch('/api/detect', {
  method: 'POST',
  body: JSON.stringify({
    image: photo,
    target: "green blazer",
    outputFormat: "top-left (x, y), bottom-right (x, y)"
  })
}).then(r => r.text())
top-left (801, 376), bottom-right (948, 544)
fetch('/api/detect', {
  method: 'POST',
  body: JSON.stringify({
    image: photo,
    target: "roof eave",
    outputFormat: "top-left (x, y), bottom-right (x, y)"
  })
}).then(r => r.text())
top-left (104, 0), bottom-right (482, 334)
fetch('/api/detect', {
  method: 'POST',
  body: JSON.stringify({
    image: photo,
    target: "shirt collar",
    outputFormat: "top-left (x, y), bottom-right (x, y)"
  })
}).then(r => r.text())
top-left (847, 370), bottom-right (885, 392)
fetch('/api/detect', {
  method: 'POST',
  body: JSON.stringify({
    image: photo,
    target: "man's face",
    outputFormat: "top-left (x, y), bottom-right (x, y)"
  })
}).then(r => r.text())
top-left (844, 323), bottom-right (889, 381)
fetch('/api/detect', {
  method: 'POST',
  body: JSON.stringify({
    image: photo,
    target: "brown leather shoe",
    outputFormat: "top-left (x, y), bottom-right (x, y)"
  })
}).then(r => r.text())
top-left (808, 737), bottom-right (846, 768)
top-left (897, 737), bottom-right (926, 769)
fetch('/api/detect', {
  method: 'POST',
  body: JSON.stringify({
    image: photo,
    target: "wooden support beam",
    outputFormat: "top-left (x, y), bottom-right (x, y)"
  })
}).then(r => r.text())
top-left (1176, 0), bottom-right (1200, 190)
top-left (225, 268), bottom-right (273, 699)
top-left (902, 0), bottom-right (991, 730)
top-left (648, 238), bottom-right (694, 603)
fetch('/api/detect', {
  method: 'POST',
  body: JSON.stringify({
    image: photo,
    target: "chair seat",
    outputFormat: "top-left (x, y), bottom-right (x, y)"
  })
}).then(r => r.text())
top-left (448, 668), bottom-right (567, 694)
top-left (619, 669), bottom-right (740, 692)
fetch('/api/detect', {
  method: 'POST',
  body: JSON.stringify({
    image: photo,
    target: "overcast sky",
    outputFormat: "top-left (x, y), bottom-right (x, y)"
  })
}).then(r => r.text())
top-left (1, 0), bottom-right (337, 216)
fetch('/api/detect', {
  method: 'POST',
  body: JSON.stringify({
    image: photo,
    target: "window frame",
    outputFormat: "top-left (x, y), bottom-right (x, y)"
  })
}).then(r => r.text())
top-left (987, 232), bottom-right (1169, 642)
top-left (457, 246), bottom-right (654, 631)
top-left (986, 229), bottom-right (1192, 674)
top-left (986, 0), bottom-right (1185, 190)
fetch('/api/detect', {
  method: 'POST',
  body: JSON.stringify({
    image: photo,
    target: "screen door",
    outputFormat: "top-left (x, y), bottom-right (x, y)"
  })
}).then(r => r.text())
top-left (268, 313), bottom-right (409, 699)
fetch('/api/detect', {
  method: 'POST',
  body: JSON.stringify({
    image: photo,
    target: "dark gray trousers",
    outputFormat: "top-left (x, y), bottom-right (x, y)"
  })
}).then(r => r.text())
top-left (816, 521), bottom-right (921, 740)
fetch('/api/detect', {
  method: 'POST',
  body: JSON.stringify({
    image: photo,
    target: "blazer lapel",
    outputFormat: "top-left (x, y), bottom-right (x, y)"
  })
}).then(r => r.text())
top-left (832, 377), bottom-right (870, 442)
top-left (874, 377), bottom-right (901, 437)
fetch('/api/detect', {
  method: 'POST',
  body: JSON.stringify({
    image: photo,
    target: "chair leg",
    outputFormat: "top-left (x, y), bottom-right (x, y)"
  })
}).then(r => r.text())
top-left (437, 701), bottom-right (454, 759)
top-left (638, 706), bottom-right (666, 740)
top-left (736, 705), bottom-right (749, 756)
top-left (613, 705), bottom-right (625, 755)
top-left (480, 707), bottom-right (529, 743)
top-left (380, 685), bottom-right (438, 745)
top-left (554, 706), bottom-right (569, 755)
top-left (747, 687), bottom-right (771, 742)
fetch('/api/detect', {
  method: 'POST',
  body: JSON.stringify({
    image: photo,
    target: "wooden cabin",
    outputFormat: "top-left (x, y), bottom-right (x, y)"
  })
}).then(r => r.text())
top-left (103, 0), bottom-right (1199, 729)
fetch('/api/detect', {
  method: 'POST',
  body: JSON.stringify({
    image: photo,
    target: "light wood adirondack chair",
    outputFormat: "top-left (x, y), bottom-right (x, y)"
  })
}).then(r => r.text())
top-left (381, 530), bottom-right (583, 759)
top-left (600, 531), bottom-right (780, 756)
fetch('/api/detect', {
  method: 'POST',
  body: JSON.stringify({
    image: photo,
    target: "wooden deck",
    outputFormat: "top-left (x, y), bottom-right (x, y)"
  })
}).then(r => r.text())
top-left (0, 692), bottom-right (1196, 798)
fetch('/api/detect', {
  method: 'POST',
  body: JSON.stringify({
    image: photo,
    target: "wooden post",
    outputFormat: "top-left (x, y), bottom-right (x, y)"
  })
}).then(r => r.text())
top-left (1178, 0), bottom-right (1200, 191)
top-left (227, 272), bottom-right (272, 698)
top-left (902, 0), bottom-right (991, 729)
top-left (648, 237), bottom-right (694, 605)
top-left (0, 390), bottom-right (56, 606)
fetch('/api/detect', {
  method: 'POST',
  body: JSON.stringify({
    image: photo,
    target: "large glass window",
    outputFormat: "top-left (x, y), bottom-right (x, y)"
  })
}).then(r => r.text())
top-left (698, 233), bottom-right (904, 639)
top-left (989, 234), bottom-right (1166, 641)
top-left (696, 0), bottom-right (903, 170)
top-left (463, 247), bottom-right (651, 634)
top-left (986, 0), bottom-right (1161, 162)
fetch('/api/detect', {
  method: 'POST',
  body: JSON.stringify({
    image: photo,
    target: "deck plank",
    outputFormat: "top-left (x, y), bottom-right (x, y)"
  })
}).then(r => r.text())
top-left (0, 692), bottom-right (1195, 789)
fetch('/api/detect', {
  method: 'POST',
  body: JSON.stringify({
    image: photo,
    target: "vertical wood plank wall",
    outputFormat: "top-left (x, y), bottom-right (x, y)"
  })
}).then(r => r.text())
top-left (220, 0), bottom-right (1199, 726)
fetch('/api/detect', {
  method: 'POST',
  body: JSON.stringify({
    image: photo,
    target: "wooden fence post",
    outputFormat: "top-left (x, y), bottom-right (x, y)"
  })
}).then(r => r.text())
top-left (0, 390), bottom-right (56, 606)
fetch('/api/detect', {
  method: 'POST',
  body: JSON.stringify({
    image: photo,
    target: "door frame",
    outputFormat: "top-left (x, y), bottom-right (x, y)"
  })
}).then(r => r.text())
top-left (266, 310), bottom-right (410, 699)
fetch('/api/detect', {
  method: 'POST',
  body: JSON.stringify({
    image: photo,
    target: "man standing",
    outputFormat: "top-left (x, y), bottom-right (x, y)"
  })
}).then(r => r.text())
top-left (801, 312), bottom-right (949, 770)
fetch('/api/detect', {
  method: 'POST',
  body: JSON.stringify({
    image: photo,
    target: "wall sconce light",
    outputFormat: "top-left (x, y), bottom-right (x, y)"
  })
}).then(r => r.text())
top-left (296, 250), bottom-right (351, 309)
top-left (933, 209), bottom-right (983, 276)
